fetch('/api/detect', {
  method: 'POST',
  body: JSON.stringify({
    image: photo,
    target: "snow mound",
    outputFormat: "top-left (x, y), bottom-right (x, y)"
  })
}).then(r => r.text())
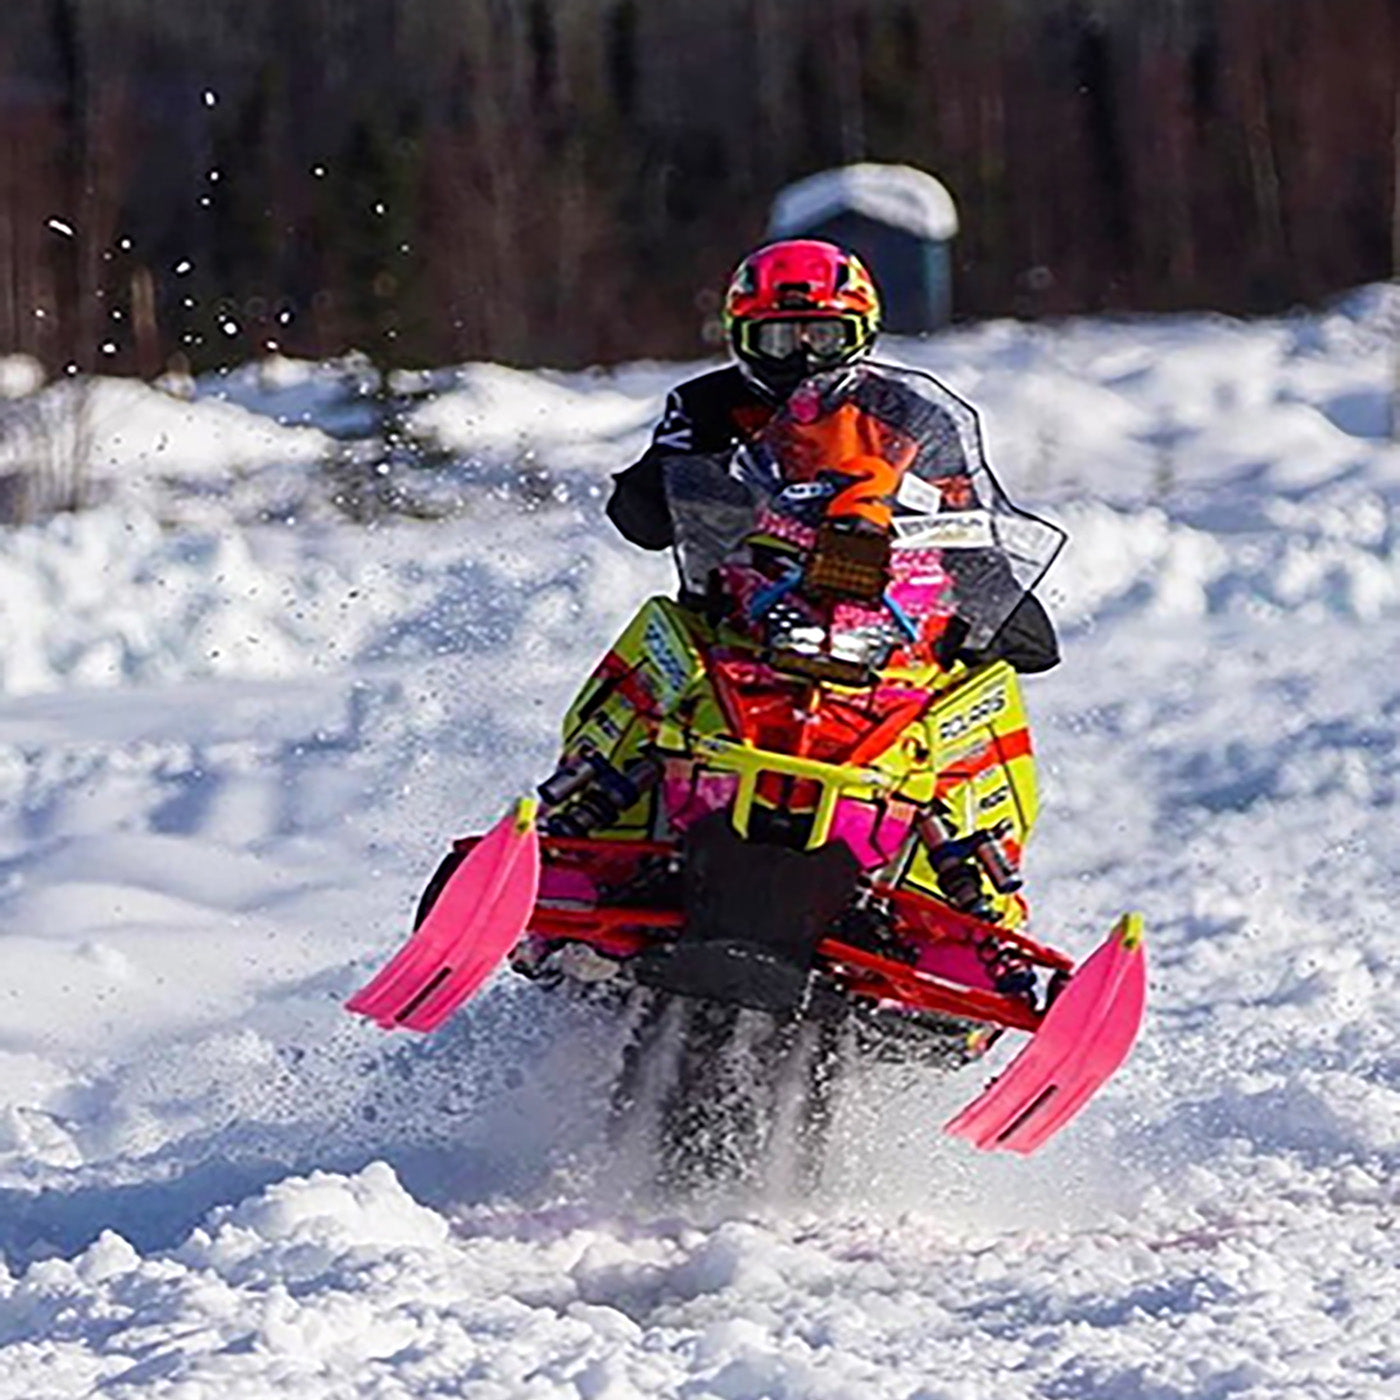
top-left (0, 375), bottom-right (330, 488)
top-left (1049, 494), bottom-right (1400, 625)
top-left (407, 361), bottom-right (664, 476)
top-left (0, 1164), bottom-right (1394, 1399)
top-left (0, 509), bottom-right (334, 694)
top-left (187, 1162), bottom-right (450, 1270)
top-left (2, 287), bottom-right (1400, 1397)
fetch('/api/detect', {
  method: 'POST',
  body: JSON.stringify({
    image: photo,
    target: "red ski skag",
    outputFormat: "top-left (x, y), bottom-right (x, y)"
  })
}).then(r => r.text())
top-left (347, 365), bottom-right (1147, 1159)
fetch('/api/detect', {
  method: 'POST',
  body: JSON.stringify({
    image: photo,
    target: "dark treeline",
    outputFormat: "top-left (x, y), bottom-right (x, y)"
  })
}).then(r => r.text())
top-left (0, 0), bottom-right (1395, 375)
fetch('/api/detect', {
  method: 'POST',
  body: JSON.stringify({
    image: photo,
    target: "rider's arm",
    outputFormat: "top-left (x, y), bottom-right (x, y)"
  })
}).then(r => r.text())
top-left (608, 369), bottom-right (770, 552)
top-left (607, 387), bottom-right (708, 551)
top-left (607, 453), bottom-right (675, 550)
top-left (963, 593), bottom-right (1060, 674)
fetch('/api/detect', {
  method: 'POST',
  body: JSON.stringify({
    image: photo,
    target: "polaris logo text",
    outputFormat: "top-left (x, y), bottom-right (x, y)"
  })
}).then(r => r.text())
top-left (938, 686), bottom-right (1007, 743)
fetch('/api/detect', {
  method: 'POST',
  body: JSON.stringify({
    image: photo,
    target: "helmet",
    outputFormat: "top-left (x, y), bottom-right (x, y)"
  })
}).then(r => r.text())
top-left (723, 239), bottom-right (881, 395)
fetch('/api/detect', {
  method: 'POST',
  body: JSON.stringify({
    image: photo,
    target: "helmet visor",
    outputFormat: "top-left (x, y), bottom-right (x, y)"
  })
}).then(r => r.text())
top-left (740, 316), bottom-right (862, 364)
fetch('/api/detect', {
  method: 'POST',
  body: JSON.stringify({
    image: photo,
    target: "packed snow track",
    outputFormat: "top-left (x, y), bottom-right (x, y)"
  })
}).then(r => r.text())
top-left (0, 295), bottom-right (1396, 1397)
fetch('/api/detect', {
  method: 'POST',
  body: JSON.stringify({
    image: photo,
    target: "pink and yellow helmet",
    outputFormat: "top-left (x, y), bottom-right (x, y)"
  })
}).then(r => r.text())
top-left (723, 239), bottom-right (881, 388)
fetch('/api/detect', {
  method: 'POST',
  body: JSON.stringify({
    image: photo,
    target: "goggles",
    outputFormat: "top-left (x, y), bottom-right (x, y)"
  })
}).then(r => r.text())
top-left (737, 316), bottom-right (863, 364)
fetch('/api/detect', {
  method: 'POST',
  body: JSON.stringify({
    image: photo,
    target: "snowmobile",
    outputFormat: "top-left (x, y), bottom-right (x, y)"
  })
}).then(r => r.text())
top-left (347, 365), bottom-right (1146, 1181)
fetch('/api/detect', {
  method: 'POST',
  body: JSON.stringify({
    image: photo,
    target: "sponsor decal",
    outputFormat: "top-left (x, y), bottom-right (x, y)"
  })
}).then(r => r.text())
top-left (938, 684), bottom-right (1008, 744)
top-left (591, 708), bottom-right (622, 741)
top-left (775, 480), bottom-right (835, 508)
top-left (653, 391), bottom-right (693, 450)
top-left (895, 472), bottom-right (946, 514)
top-left (828, 452), bottom-right (902, 529)
top-left (977, 781), bottom-right (1011, 813)
top-left (643, 613), bottom-right (692, 706)
top-left (901, 733), bottom-right (931, 764)
top-left (893, 510), bottom-right (995, 550)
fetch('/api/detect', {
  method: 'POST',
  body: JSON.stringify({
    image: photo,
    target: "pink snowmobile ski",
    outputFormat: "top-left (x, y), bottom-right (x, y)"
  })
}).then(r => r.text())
top-left (945, 913), bottom-right (1147, 1153)
top-left (346, 798), bottom-right (540, 1032)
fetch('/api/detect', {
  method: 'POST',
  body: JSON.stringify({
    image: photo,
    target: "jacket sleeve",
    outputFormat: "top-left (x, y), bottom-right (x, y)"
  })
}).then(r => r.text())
top-left (606, 454), bottom-right (673, 549)
top-left (606, 389), bottom-right (696, 551)
top-left (963, 593), bottom-right (1060, 674)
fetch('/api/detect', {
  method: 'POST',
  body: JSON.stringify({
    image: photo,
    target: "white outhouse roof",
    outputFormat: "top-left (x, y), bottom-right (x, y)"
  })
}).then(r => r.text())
top-left (768, 163), bottom-right (959, 243)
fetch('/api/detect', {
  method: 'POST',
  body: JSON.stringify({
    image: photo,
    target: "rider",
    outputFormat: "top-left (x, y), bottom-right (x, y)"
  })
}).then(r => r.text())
top-left (606, 239), bottom-right (1059, 673)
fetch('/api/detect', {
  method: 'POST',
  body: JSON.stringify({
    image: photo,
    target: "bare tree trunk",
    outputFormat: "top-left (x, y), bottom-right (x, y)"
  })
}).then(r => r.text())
top-left (751, 0), bottom-right (792, 183)
top-left (1161, 7), bottom-right (1195, 290)
top-left (131, 265), bottom-right (159, 379)
top-left (830, 0), bottom-right (866, 162)
top-left (1238, 11), bottom-right (1285, 279)
top-left (1391, 78), bottom-right (1400, 438)
top-left (0, 137), bottom-right (14, 356)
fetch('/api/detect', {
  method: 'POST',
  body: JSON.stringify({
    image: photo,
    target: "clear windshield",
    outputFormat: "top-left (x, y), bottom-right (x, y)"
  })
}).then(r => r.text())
top-left (666, 364), bottom-right (1065, 664)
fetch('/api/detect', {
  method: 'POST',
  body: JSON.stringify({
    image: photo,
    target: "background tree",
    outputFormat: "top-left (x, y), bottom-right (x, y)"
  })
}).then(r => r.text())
top-left (0, 0), bottom-right (1394, 375)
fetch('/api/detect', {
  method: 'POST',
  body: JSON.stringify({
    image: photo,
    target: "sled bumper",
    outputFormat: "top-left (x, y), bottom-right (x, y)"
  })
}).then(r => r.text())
top-left (944, 913), bottom-right (1146, 1154)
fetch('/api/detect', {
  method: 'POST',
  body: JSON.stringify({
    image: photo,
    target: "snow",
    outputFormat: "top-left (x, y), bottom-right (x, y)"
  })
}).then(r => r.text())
top-left (0, 355), bottom-right (44, 400)
top-left (407, 362), bottom-right (666, 473)
top-left (0, 374), bottom-right (330, 485)
top-left (0, 373), bottom-right (333, 530)
top-left (1, 287), bottom-right (1399, 1396)
top-left (1, 1165), bottom-right (1394, 1396)
top-left (769, 163), bottom-right (960, 242)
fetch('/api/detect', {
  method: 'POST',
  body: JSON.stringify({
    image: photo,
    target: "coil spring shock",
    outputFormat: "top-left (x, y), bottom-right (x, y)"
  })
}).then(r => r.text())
top-left (538, 744), bottom-right (660, 837)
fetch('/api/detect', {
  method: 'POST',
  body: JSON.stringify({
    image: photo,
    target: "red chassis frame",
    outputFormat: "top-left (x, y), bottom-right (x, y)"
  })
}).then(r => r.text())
top-left (457, 833), bottom-right (1075, 1036)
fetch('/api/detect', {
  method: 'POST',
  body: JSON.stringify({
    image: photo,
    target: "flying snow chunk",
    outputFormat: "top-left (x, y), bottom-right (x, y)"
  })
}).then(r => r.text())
top-left (47, 218), bottom-right (76, 238)
top-left (0, 354), bottom-right (44, 399)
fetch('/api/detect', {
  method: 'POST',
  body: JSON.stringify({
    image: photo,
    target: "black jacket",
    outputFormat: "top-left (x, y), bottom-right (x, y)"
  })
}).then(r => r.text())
top-left (608, 366), bottom-right (1060, 674)
top-left (608, 367), bottom-right (774, 550)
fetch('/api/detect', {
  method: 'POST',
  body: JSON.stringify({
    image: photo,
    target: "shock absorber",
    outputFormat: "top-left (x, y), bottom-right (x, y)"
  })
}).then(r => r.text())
top-left (917, 806), bottom-right (1034, 998)
top-left (537, 747), bottom-right (599, 808)
top-left (916, 808), bottom-right (1024, 913)
top-left (538, 745), bottom-right (660, 837)
top-left (974, 822), bottom-right (1022, 893)
top-left (915, 805), bottom-right (989, 915)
